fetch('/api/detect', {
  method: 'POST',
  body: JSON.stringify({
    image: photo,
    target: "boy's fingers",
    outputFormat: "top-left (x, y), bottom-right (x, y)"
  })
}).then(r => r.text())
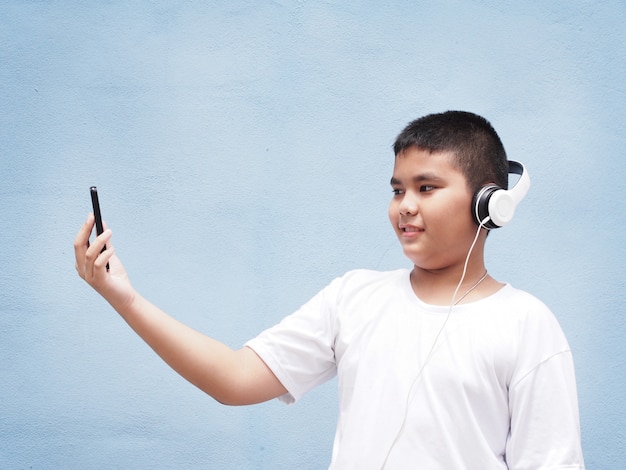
top-left (94, 245), bottom-right (115, 272)
top-left (74, 214), bottom-right (95, 274)
top-left (74, 214), bottom-right (94, 248)
top-left (74, 214), bottom-right (113, 281)
top-left (85, 229), bottom-right (112, 264)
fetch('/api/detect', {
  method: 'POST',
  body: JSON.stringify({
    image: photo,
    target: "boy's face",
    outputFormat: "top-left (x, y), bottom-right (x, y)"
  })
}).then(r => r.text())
top-left (389, 147), bottom-right (481, 272)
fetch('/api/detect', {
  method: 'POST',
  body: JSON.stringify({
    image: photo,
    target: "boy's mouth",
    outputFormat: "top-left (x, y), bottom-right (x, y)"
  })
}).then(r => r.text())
top-left (399, 224), bottom-right (424, 233)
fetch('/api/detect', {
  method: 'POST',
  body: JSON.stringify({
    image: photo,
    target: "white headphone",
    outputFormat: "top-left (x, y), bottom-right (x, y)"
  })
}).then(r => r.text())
top-left (472, 161), bottom-right (530, 230)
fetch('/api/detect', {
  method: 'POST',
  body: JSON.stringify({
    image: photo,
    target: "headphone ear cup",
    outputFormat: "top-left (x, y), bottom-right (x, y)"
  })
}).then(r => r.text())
top-left (472, 161), bottom-right (529, 230)
top-left (472, 185), bottom-right (501, 230)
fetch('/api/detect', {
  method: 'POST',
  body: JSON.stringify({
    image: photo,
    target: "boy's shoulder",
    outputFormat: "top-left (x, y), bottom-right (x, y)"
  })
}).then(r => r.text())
top-left (491, 284), bottom-right (552, 316)
top-left (480, 284), bottom-right (567, 340)
top-left (339, 267), bottom-right (409, 282)
top-left (490, 283), bottom-right (547, 307)
top-left (323, 268), bottom-right (411, 304)
top-left (332, 268), bottom-right (410, 290)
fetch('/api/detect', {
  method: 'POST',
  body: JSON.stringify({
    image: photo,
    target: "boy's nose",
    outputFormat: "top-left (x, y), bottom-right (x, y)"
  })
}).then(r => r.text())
top-left (399, 195), bottom-right (418, 216)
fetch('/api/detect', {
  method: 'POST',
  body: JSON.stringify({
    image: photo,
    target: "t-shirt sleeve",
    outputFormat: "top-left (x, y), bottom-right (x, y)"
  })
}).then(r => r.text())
top-left (245, 278), bottom-right (340, 404)
top-left (505, 300), bottom-right (585, 468)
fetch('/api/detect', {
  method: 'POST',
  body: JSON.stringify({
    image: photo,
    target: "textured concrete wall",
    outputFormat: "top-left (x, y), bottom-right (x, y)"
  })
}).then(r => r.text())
top-left (1, 1), bottom-right (624, 468)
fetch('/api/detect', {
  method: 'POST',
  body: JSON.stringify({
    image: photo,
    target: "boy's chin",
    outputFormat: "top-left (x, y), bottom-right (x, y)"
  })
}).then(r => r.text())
top-left (403, 253), bottom-right (443, 272)
top-left (401, 252), bottom-right (424, 268)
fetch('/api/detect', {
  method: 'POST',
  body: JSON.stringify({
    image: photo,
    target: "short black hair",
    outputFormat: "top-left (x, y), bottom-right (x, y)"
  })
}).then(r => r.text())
top-left (393, 111), bottom-right (509, 192)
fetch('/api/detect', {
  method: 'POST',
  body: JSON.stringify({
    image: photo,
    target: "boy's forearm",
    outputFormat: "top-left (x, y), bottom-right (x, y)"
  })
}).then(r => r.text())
top-left (111, 294), bottom-right (264, 405)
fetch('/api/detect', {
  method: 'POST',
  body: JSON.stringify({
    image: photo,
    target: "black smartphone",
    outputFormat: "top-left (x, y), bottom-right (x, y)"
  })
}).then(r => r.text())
top-left (89, 186), bottom-right (109, 270)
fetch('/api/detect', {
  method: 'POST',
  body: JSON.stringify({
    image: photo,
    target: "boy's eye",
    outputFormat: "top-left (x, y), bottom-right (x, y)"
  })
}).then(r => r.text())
top-left (392, 188), bottom-right (404, 196)
top-left (420, 185), bottom-right (435, 192)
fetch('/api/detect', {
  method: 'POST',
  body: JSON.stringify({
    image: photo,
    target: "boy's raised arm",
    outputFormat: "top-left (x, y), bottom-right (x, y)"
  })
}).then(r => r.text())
top-left (73, 214), bottom-right (287, 405)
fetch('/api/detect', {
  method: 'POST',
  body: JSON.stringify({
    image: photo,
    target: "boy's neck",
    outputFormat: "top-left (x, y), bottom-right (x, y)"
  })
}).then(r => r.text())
top-left (409, 263), bottom-right (502, 306)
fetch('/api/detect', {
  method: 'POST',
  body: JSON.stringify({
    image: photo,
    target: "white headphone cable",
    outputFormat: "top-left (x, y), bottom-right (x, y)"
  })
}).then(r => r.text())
top-left (380, 216), bottom-right (490, 469)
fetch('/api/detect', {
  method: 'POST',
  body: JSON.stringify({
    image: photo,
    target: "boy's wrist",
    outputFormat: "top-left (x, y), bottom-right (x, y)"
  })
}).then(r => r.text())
top-left (107, 286), bottom-right (140, 318)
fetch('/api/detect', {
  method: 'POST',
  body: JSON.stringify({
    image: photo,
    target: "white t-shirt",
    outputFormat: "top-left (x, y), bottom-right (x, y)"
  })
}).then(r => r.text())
top-left (246, 269), bottom-right (584, 469)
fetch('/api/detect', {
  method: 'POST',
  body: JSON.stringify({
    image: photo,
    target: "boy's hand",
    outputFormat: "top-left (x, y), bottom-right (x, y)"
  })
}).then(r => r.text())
top-left (74, 214), bottom-right (136, 311)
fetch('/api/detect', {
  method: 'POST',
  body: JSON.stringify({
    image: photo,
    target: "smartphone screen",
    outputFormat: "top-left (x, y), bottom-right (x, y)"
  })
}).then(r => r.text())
top-left (90, 186), bottom-right (105, 236)
top-left (90, 186), bottom-right (109, 270)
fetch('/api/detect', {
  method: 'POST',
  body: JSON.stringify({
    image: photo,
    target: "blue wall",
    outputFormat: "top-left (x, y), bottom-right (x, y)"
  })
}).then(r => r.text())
top-left (1, 1), bottom-right (624, 468)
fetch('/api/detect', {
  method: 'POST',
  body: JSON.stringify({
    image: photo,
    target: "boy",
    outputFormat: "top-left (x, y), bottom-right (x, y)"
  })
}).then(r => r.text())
top-left (74, 111), bottom-right (584, 468)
